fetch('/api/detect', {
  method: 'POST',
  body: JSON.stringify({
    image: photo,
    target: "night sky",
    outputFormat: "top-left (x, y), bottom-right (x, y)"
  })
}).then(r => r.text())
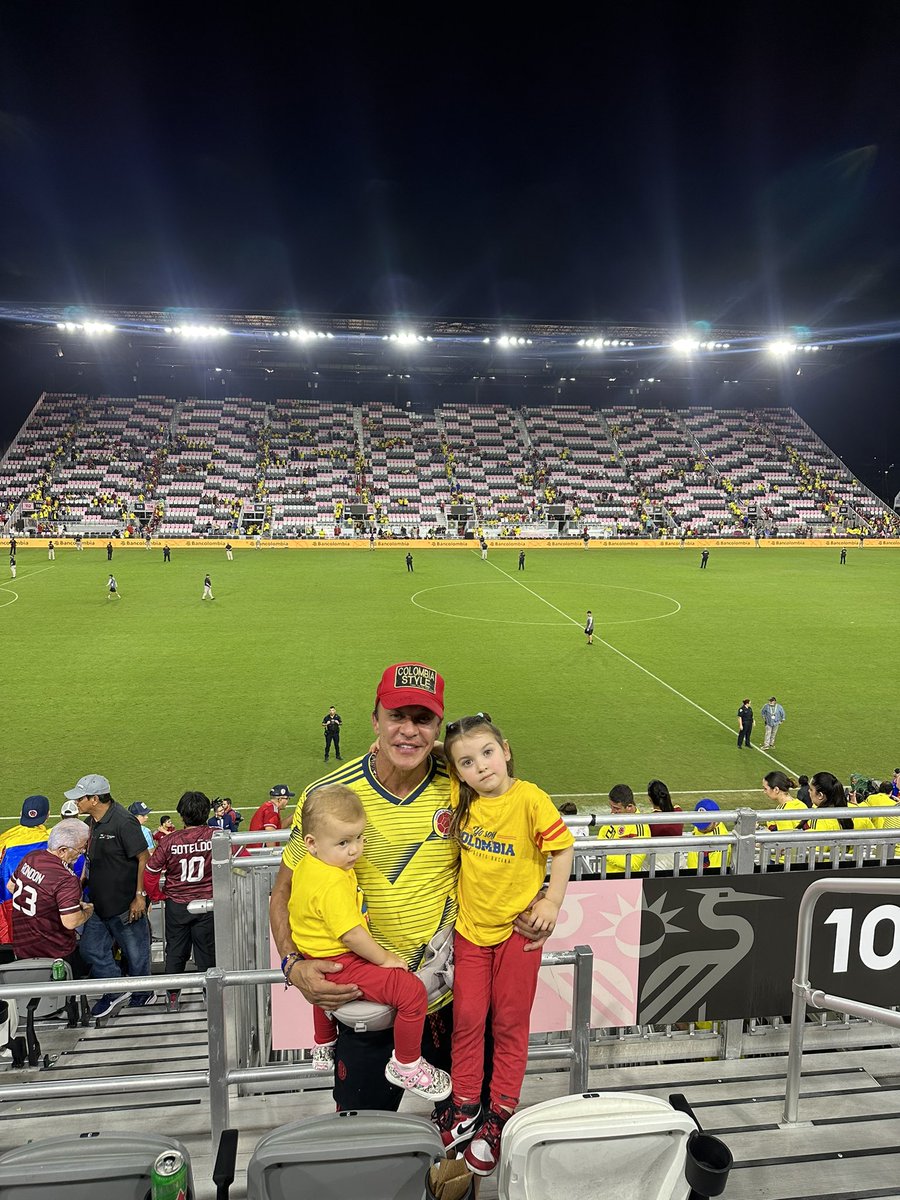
top-left (1, 5), bottom-right (899, 496)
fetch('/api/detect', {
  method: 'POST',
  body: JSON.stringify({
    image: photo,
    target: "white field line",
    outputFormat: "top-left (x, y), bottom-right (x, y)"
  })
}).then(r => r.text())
top-left (477, 552), bottom-right (800, 778)
top-left (0, 565), bottom-right (55, 588)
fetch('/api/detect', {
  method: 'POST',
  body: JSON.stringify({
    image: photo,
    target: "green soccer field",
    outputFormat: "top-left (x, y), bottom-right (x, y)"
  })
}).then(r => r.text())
top-left (1, 544), bottom-right (896, 823)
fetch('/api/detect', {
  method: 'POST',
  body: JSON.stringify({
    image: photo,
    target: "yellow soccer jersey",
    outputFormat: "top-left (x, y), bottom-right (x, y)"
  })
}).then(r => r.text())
top-left (289, 854), bottom-right (366, 958)
top-left (766, 798), bottom-right (809, 834)
top-left (453, 778), bottom-right (574, 948)
top-left (597, 818), bottom-right (650, 873)
top-left (686, 821), bottom-right (732, 871)
top-left (282, 753), bottom-right (459, 976)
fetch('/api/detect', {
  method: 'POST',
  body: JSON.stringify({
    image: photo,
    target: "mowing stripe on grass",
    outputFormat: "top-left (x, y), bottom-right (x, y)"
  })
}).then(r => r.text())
top-left (478, 553), bottom-right (800, 779)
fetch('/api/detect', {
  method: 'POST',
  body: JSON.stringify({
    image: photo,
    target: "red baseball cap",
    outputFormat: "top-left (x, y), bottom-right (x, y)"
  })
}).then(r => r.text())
top-left (375, 662), bottom-right (445, 719)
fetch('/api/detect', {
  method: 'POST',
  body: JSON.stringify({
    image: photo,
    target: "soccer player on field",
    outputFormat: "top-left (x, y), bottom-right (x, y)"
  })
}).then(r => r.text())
top-left (202, 573), bottom-right (214, 600)
top-left (107, 574), bottom-right (120, 600)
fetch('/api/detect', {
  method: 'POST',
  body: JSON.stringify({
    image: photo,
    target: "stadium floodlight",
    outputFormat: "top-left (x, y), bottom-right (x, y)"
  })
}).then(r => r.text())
top-left (671, 338), bottom-right (701, 355)
top-left (56, 321), bottom-right (115, 334)
top-left (767, 339), bottom-right (796, 357)
top-left (170, 324), bottom-right (229, 339)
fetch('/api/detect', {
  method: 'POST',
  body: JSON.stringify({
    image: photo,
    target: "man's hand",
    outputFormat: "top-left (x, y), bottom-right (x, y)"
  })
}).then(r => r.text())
top-left (286, 957), bottom-right (363, 1008)
top-left (128, 894), bottom-right (146, 923)
top-left (81, 902), bottom-right (94, 921)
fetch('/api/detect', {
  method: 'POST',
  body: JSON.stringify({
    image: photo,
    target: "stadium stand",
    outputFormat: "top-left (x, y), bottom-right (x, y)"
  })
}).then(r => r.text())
top-left (1, 393), bottom-right (897, 538)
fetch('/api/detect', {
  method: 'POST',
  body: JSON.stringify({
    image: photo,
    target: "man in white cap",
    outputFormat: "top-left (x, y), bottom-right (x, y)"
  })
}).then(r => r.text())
top-left (64, 774), bottom-right (152, 1019)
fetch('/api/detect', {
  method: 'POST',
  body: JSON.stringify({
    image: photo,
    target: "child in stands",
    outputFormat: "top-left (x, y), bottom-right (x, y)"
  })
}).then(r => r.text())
top-left (437, 714), bottom-right (574, 1175)
top-left (286, 784), bottom-right (451, 1102)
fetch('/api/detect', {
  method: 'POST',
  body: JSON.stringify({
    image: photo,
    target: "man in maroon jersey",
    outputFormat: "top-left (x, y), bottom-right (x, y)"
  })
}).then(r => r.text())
top-left (246, 784), bottom-right (294, 850)
top-left (8, 819), bottom-right (94, 975)
top-left (144, 792), bottom-right (216, 995)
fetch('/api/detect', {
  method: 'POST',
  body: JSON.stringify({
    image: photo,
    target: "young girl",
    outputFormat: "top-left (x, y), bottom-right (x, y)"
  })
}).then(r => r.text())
top-left (286, 784), bottom-right (451, 1102)
top-left (438, 714), bottom-right (574, 1175)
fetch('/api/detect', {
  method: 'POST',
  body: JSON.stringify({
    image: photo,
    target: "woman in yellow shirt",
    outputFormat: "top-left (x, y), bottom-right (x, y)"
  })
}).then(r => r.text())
top-left (438, 713), bottom-right (574, 1176)
top-left (808, 771), bottom-right (856, 858)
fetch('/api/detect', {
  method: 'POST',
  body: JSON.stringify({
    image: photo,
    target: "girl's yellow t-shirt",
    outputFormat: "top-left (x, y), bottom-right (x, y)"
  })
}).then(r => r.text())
top-left (453, 778), bottom-right (574, 948)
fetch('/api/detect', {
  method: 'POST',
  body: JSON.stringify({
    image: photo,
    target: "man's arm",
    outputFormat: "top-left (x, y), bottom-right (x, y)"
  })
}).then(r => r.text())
top-left (61, 901), bottom-right (93, 930)
top-left (269, 863), bottom-right (362, 1008)
top-left (129, 849), bottom-right (150, 921)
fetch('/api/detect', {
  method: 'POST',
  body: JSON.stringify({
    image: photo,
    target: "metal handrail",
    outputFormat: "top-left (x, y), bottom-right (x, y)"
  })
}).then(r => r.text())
top-left (0, 946), bottom-right (594, 1156)
top-left (782, 877), bottom-right (900, 1123)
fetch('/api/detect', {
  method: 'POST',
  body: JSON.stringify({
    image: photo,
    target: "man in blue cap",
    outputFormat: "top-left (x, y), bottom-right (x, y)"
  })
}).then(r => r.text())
top-left (0, 795), bottom-right (51, 942)
top-left (687, 800), bottom-right (730, 872)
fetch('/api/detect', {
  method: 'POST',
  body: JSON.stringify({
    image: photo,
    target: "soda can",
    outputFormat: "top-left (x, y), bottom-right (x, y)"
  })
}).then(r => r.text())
top-left (151, 1149), bottom-right (189, 1200)
top-left (51, 959), bottom-right (67, 982)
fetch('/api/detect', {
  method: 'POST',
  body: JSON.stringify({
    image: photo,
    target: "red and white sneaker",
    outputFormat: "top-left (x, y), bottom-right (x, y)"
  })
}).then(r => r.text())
top-left (384, 1055), bottom-right (452, 1101)
top-left (433, 1101), bottom-right (483, 1151)
top-left (463, 1109), bottom-right (511, 1176)
top-left (311, 1041), bottom-right (336, 1071)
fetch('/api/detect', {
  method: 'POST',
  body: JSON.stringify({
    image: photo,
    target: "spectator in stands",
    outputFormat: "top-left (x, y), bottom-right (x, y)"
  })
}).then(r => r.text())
top-left (128, 802), bottom-right (155, 851)
top-left (558, 800), bottom-right (593, 839)
top-left (891, 769), bottom-right (900, 800)
top-left (208, 798), bottom-right (241, 833)
top-left (647, 780), bottom-right (684, 838)
top-left (64, 773), bottom-right (152, 1019)
top-left (806, 771), bottom-right (876, 859)
top-left (154, 815), bottom-right (176, 844)
top-left (0, 796), bottom-right (52, 943)
top-left (763, 773), bottom-right (807, 833)
top-left (797, 775), bottom-right (812, 807)
top-left (272, 661), bottom-right (545, 1116)
top-left (8, 819), bottom-right (93, 974)
top-left (144, 791), bottom-right (216, 1002)
top-left (687, 799), bottom-right (730, 872)
top-left (737, 699), bottom-right (754, 749)
top-left (247, 784), bottom-right (293, 848)
top-left (760, 697), bottom-right (786, 748)
top-left (598, 785), bottom-right (650, 873)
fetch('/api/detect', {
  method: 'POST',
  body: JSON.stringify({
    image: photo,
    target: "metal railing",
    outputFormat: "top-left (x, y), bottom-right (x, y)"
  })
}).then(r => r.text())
top-left (0, 945), bottom-right (594, 1156)
top-left (782, 877), bottom-right (900, 1123)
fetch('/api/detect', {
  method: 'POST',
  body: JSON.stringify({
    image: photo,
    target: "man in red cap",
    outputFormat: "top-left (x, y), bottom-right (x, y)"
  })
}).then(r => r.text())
top-left (270, 661), bottom-right (458, 1113)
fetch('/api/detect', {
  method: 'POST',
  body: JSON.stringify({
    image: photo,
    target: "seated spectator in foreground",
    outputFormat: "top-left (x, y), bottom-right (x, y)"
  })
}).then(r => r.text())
top-left (687, 799), bottom-right (731, 872)
top-left (144, 791), bottom-right (216, 1000)
top-left (597, 785), bottom-right (650, 874)
top-left (558, 801), bottom-right (593, 838)
top-left (8, 819), bottom-right (93, 976)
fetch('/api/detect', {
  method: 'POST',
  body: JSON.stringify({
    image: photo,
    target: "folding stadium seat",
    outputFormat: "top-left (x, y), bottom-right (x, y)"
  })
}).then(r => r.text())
top-left (0, 1133), bottom-right (196, 1199)
top-left (247, 1104), bottom-right (448, 1200)
top-left (497, 1092), bottom-right (731, 1200)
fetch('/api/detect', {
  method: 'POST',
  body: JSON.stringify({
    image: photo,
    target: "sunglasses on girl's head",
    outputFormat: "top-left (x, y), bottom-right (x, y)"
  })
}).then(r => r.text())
top-left (445, 713), bottom-right (490, 734)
